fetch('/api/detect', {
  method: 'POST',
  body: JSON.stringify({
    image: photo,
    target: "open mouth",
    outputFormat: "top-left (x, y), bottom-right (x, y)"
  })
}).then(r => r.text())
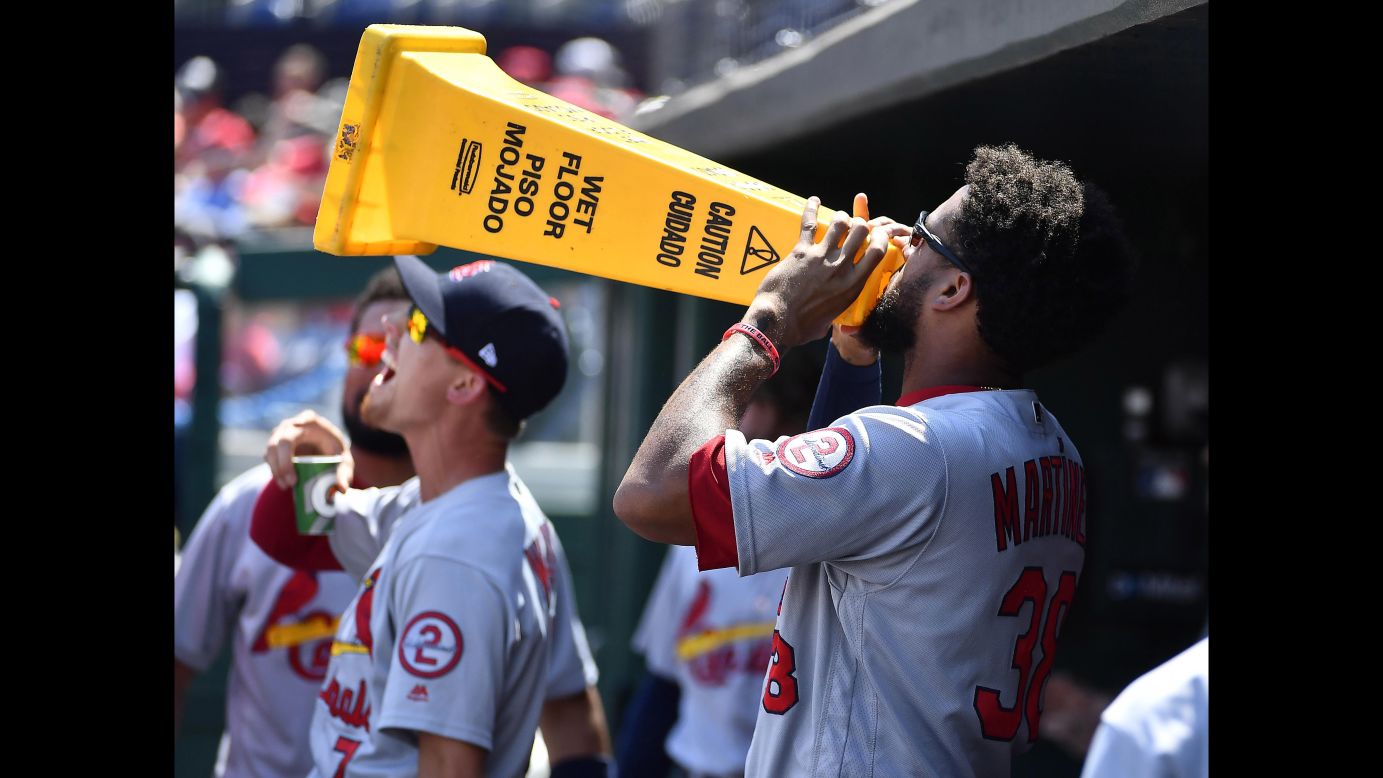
top-left (374, 350), bottom-right (398, 386)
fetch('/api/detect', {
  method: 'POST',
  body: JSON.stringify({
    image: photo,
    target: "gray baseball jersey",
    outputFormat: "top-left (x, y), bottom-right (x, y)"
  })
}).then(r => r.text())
top-left (308, 465), bottom-right (596, 778)
top-left (694, 387), bottom-right (1089, 777)
top-left (633, 544), bottom-right (789, 775)
top-left (174, 464), bottom-right (360, 778)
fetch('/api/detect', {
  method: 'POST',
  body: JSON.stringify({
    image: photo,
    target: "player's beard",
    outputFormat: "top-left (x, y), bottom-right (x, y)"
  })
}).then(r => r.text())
top-left (342, 390), bottom-right (409, 457)
top-left (859, 270), bottom-right (929, 355)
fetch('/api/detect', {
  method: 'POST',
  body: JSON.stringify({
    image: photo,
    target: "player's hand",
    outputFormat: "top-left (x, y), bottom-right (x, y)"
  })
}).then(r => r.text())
top-left (853, 191), bottom-right (907, 234)
top-left (856, 192), bottom-right (913, 256)
top-left (832, 323), bottom-right (878, 366)
top-left (264, 410), bottom-right (352, 491)
top-left (744, 196), bottom-right (900, 349)
top-left (840, 193), bottom-right (902, 362)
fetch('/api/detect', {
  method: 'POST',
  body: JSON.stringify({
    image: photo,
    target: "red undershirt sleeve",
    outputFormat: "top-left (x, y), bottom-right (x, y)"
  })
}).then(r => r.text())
top-left (688, 434), bottom-right (739, 572)
top-left (249, 480), bottom-right (344, 572)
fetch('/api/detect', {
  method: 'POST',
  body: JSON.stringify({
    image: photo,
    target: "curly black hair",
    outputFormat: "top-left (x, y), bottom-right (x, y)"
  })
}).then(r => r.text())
top-left (951, 145), bottom-right (1137, 374)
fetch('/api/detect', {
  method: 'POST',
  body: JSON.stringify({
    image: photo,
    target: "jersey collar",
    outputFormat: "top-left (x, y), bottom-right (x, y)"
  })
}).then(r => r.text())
top-left (896, 385), bottom-right (993, 407)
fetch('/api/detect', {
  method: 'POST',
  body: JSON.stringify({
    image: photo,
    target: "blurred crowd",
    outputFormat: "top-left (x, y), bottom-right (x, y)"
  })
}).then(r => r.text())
top-left (174, 45), bottom-right (340, 248)
top-left (173, 37), bottom-right (643, 253)
top-left (174, 36), bottom-right (643, 412)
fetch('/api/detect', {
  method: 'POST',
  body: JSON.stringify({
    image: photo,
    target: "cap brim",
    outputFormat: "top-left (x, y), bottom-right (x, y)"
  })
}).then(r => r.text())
top-left (393, 255), bottom-right (448, 339)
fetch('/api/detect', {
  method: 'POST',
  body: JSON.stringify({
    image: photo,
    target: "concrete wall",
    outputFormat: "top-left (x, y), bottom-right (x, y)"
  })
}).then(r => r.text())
top-left (633, 0), bottom-right (1205, 159)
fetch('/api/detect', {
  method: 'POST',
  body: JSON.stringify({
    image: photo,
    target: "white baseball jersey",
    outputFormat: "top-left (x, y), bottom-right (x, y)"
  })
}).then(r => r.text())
top-left (174, 464), bottom-right (360, 778)
top-left (633, 545), bottom-right (789, 776)
top-left (695, 387), bottom-right (1089, 777)
top-left (308, 465), bottom-right (597, 778)
top-left (1081, 637), bottom-right (1208, 778)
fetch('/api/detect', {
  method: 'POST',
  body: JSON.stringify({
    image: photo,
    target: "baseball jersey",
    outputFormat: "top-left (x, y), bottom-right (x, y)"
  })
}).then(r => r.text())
top-left (691, 387), bottom-right (1089, 777)
top-left (1080, 637), bottom-right (1208, 778)
top-left (174, 464), bottom-right (361, 778)
top-left (307, 465), bottom-right (597, 778)
top-left (633, 544), bottom-right (789, 776)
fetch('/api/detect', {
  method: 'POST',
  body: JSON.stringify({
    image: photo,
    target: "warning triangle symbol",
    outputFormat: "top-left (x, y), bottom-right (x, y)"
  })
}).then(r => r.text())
top-left (741, 226), bottom-right (780, 275)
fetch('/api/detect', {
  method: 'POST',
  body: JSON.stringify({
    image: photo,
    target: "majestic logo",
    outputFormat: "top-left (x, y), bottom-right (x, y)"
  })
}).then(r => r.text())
top-left (775, 427), bottom-right (855, 478)
top-left (478, 343), bottom-right (498, 367)
top-left (451, 137), bottom-right (482, 195)
top-left (398, 612), bottom-right (464, 678)
top-left (407, 684), bottom-right (430, 702)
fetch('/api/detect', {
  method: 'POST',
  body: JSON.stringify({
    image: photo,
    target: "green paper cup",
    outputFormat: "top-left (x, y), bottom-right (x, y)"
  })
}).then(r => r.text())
top-left (293, 455), bottom-right (343, 535)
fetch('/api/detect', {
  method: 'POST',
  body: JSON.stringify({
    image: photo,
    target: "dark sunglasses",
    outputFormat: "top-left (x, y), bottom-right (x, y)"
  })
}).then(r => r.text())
top-left (911, 210), bottom-right (974, 275)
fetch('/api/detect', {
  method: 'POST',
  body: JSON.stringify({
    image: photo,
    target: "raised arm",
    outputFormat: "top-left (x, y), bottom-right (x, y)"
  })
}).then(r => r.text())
top-left (250, 411), bottom-right (352, 571)
top-left (806, 326), bottom-right (882, 430)
top-left (614, 198), bottom-right (899, 545)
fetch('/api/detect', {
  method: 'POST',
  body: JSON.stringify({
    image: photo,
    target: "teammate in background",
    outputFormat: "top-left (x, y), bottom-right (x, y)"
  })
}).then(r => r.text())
top-left (615, 145), bottom-right (1137, 776)
top-left (1080, 637), bottom-right (1208, 778)
top-left (251, 256), bottom-right (613, 778)
top-left (175, 267), bottom-right (415, 778)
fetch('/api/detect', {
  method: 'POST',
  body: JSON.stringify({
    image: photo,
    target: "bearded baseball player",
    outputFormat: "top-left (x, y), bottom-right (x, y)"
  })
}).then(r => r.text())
top-left (250, 256), bottom-right (612, 778)
top-left (174, 267), bottom-right (415, 777)
top-left (615, 145), bottom-right (1136, 776)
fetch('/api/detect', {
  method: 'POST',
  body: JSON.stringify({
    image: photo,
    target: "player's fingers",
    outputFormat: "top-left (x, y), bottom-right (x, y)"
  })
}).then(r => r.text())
top-left (834, 218), bottom-right (871, 267)
top-left (799, 196), bottom-right (821, 244)
top-left (332, 460), bottom-right (354, 497)
top-left (852, 193), bottom-right (870, 221)
top-left (820, 212), bottom-right (851, 253)
top-left (269, 435), bottom-right (298, 489)
top-left (851, 227), bottom-right (893, 282)
top-left (268, 421), bottom-right (307, 485)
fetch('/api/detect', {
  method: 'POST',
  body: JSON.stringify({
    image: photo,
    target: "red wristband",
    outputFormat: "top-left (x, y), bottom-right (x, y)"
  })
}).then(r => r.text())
top-left (723, 322), bottom-right (781, 375)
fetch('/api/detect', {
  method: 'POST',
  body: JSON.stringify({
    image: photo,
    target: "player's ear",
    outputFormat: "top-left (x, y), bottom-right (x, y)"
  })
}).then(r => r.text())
top-left (445, 370), bottom-right (487, 407)
top-left (934, 271), bottom-right (974, 310)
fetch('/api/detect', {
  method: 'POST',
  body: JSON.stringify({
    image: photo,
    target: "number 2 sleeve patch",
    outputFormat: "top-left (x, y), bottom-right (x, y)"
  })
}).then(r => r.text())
top-left (774, 427), bottom-right (855, 478)
top-left (398, 612), bottom-right (464, 678)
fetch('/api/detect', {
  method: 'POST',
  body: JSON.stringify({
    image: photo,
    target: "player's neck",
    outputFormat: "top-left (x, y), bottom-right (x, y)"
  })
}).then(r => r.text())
top-left (347, 447), bottom-right (416, 489)
top-left (899, 345), bottom-right (1019, 397)
top-left (404, 423), bottom-right (508, 502)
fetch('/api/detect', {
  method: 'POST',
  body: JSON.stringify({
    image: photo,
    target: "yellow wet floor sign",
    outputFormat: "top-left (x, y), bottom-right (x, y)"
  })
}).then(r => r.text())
top-left (315, 24), bottom-right (904, 326)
